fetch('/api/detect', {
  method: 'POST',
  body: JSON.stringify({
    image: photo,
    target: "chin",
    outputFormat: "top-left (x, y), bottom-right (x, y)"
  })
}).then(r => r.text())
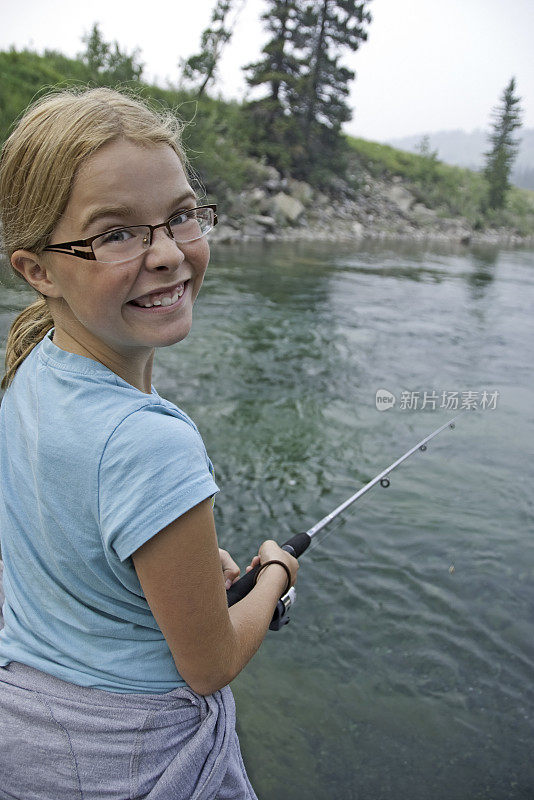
top-left (155, 321), bottom-right (193, 348)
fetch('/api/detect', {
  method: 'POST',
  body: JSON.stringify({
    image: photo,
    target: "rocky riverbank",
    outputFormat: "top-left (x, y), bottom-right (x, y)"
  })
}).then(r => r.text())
top-left (210, 163), bottom-right (534, 248)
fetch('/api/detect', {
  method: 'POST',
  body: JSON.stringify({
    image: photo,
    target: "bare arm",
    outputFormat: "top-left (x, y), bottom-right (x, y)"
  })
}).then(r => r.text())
top-left (131, 497), bottom-right (298, 695)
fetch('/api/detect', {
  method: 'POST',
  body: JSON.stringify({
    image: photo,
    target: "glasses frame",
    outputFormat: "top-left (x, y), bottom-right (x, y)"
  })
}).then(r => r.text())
top-left (42, 204), bottom-right (218, 263)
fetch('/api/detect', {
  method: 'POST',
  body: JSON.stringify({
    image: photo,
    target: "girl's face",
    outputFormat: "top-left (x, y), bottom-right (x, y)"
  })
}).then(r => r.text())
top-left (36, 139), bottom-right (209, 380)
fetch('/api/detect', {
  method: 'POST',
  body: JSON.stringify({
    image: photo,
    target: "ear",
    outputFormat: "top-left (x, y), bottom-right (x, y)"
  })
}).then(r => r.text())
top-left (10, 250), bottom-right (63, 298)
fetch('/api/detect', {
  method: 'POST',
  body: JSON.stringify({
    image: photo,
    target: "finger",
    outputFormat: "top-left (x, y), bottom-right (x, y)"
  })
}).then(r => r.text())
top-left (223, 567), bottom-right (240, 590)
top-left (219, 549), bottom-right (240, 581)
top-left (223, 565), bottom-right (240, 590)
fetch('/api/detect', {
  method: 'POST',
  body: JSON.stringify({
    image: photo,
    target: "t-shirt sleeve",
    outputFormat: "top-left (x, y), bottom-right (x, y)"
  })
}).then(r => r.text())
top-left (98, 405), bottom-right (219, 563)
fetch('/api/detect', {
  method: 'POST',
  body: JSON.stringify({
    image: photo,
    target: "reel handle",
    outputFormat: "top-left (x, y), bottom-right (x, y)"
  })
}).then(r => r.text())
top-left (226, 532), bottom-right (311, 608)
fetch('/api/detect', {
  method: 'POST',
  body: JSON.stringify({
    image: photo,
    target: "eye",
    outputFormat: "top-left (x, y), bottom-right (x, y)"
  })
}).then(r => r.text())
top-left (169, 210), bottom-right (194, 227)
top-left (99, 227), bottom-right (136, 245)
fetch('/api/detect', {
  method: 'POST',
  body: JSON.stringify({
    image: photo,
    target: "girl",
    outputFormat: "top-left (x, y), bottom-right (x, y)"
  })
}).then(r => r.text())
top-left (0, 87), bottom-right (298, 799)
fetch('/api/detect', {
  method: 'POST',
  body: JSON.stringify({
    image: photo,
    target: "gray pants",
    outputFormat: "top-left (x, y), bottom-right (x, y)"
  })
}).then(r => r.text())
top-left (0, 560), bottom-right (4, 628)
top-left (0, 563), bottom-right (257, 800)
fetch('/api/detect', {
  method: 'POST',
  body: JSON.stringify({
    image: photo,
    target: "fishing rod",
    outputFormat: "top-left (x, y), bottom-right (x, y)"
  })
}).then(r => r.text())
top-left (226, 413), bottom-right (463, 630)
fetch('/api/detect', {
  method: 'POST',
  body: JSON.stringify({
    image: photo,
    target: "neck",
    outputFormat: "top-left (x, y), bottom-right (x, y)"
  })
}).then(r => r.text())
top-left (51, 324), bottom-right (155, 394)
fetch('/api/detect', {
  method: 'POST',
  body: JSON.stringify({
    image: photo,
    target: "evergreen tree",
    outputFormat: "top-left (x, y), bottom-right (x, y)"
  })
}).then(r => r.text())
top-left (297, 1), bottom-right (370, 138)
top-left (244, 0), bottom-right (371, 182)
top-left (415, 134), bottom-right (439, 188)
top-left (79, 23), bottom-right (143, 84)
top-left (244, 0), bottom-right (301, 106)
top-left (180, 1), bottom-right (243, 98)
top-left (484, 77), bottom-right (522, 210)
top-left (290, 0), bottom-right (371, 181)
top-left (243, 0), bottom-right (303, 171)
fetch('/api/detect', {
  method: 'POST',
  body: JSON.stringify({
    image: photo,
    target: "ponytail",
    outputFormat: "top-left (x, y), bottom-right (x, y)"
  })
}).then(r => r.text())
top-left (1, 298), bottom-right (53, 390)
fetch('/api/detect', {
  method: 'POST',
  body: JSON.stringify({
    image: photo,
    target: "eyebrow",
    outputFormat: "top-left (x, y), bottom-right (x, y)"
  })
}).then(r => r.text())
top-left (80, 204), bottom-right (133, 233)
top-left (80, 192), bottom-right (197, 233)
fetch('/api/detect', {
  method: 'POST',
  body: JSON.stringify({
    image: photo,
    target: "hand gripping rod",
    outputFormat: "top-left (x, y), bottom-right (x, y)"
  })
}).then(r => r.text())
top-left (226, 413), bottom-right (463, 629)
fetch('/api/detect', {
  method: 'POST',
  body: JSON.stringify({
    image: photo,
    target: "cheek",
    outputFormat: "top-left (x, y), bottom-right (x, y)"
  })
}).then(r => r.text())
top-left (193, 239), bottom-right (210, 272)
top-left (113, 267), bottom-right (137, 295)
top-left (69, 270), bottom-right (129, 318)
top-left (91, 265), bottom-right (133, 300)
top-left (190, 241), bottom-right (210, 294)
top-left (200, 247), bottom-right (210, 279)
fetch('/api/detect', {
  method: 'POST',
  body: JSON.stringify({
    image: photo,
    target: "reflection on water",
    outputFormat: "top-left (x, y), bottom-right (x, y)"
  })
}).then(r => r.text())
top-left (1, 240), bottom-right (533, 799)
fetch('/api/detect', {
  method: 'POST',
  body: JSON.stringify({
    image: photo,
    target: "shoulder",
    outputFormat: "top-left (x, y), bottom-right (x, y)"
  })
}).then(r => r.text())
top-left (104, 401), bottom-right (206, 455)
top-left (99, 400), bottom-right (215, 489)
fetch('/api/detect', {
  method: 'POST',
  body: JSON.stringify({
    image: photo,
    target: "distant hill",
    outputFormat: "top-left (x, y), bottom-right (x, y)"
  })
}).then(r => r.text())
top-left (387, 128), bottom-right (534, 190)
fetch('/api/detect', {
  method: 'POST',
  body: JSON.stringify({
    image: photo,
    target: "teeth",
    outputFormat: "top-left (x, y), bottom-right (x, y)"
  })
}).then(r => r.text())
top-left (134, 282), bottom-right (186, 308)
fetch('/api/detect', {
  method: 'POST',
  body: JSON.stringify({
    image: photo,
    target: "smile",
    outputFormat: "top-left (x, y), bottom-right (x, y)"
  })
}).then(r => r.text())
top-left (129, 280), bottom-right (190, 309)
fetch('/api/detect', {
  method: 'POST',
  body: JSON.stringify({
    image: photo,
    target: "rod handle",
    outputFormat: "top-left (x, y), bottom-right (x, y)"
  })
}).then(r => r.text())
top-left (226, 564), bottom-right (258, 607)
top-left (282, 531), bottom-right (312, 558)
top-left (226, 532), bottom-right (311, 607)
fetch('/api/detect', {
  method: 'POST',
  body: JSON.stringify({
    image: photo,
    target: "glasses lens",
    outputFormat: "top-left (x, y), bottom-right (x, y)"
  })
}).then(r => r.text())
top-left (90, 208), bottom-right (215, 263)
top-left (92, 226), bottom-right (148, 263)
top-left (169, 208), bottom-right (214, 243)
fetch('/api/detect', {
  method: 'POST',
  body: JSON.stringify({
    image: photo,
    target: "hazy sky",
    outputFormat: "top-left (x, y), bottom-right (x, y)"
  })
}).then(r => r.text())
top-left (1, 0), bottom-right (532, 142)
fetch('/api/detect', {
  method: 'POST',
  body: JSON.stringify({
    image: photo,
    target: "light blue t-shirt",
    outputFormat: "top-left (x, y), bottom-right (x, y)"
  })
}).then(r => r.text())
top-left (0, 332), bottom-right (219, 693)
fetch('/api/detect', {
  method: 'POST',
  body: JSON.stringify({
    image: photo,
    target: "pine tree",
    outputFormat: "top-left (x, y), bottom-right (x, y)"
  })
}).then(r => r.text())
top-left (244, 0), bottom-right (301, 106)
top-left (415, 135), bottom-right (439, 188)
top-left (298, 1), bottom-right (370, 136)
top-left (244, 0), bottom-right (371, 182)
top-left (484, 77), bottom-right (522, 210)
top-left (180, 1), bottom-right (243, 98)
top-left (243, 0), bottom-right (303, 171)
top-left (79, 24), bottom-right (143, 85)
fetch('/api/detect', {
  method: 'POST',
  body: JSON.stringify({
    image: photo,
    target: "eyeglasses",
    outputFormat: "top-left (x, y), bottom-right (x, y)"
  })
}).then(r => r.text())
top-left (42, 204), bottom-right (218, 264)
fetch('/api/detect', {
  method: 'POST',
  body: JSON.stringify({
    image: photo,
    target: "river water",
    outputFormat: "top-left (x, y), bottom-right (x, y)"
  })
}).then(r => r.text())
top-left (1, 240), bottom-right (533, 798)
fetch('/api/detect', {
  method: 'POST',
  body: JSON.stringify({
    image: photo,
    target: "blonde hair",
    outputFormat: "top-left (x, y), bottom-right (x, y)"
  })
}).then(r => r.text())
top-left (0, 86), bottom-right (189, 389)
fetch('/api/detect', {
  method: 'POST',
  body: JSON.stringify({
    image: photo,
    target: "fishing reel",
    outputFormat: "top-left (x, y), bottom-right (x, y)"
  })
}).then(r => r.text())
top-left (269, 587), bottom-right (297, 631)
top-left (226, 533), bottom-right (309, 631)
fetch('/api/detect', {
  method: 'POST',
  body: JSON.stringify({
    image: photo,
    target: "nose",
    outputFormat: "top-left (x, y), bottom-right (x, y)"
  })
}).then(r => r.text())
top-left (144, 225), bottom-right (185, 270)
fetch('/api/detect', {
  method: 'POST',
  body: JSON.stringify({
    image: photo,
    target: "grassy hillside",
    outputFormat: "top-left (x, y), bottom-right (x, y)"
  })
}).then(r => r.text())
top-left (387, 128), bottom-right (534, 191)
top-left (0, 48), bottom-right (256, 198)
top-left (1, 46), bottom-right (533, 238)
top-left (348, 137), bottom-right (534, 236)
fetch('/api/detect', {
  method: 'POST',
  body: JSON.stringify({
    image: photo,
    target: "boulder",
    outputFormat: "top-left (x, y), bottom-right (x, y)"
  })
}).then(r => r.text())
top-left (252, 215), bottom-right (276, 230)
top-left (210, 224), bottom-right (240, 244)
top-left (248, 187), bottom-right (268, 208)
top-left (242, 222), bottom-right (268, 238)
top-left (412, 203), bottom-right (438, 221)
top-left (384, 184), bottom-right (415, 213)
top-left (314, 191), bottom-right (331, 207)
top-left (286, 178), bottom-right (314, 206)
top-left (271, 192), bottom-right (305, 223)
top-left (263, 165), bottom-right (282, 183)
